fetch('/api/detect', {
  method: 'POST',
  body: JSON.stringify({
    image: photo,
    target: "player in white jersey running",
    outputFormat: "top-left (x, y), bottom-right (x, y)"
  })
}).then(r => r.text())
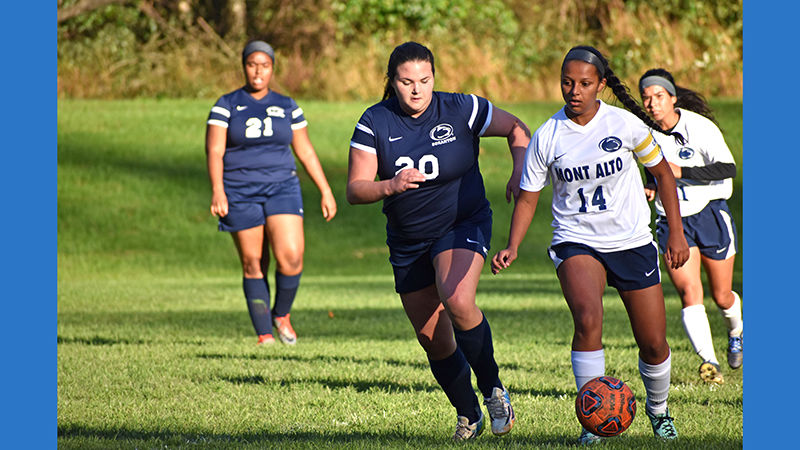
top-left (490, 45), bottom-right (689, 445)
top-left (639, 68), bottom-right (742, 384)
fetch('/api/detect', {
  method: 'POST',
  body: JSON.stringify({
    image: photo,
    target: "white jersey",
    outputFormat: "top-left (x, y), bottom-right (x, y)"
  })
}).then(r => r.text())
top-left (521, 100), bottom-right (664, 252)
top-left (651, 108), bottom-right (735, 217)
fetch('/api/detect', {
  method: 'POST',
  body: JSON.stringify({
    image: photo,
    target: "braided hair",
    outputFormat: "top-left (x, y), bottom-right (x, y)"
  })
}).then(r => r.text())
top-left (563, 46), bottom-right (685, 145)
top-left (382, 42), bottom-right (435, 101)
top-left (639, 68), bottom-right (718, 126)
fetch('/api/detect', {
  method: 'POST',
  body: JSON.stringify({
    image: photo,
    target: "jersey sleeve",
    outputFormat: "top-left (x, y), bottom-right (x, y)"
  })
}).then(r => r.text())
top-left (699, 120), bottom-right (736, 165)
top-left (469, 94), bottom-right (493, 137)
top-left (519, 131), bottom-right (550, 192)
top-left (289, 98), bottom-right (308, 130)
top-left (349, 110), bottom-right (377, 155)
top-left (207, 96), bottom-right (231, 129)
top-left (631, 126), bottom-right (663, 168)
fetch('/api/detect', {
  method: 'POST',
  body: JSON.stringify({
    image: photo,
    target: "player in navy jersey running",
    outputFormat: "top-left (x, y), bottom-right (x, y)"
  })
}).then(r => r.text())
top-left (491, 46), bottom-right (690, 444)
top-left (639, 68), bottom-right (742, 384)
top-left (347, 41), bottom-right (530, 441)
top-left (206, 40), bottom-right (337, 346)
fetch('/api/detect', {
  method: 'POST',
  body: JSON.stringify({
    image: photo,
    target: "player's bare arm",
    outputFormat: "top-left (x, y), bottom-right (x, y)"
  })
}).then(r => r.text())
top-left (291, 127), bottom-right (337, 221)
top-left (206, 123), bottom-right (228, 217)
top-left (646, 158), bottom-right (689, 269)
top-left (491, 189), bottom-right (541, 274)
top-left (482, 107), bottom-right (532, 203)
top-left (346, 147), bottom-right (426, 204)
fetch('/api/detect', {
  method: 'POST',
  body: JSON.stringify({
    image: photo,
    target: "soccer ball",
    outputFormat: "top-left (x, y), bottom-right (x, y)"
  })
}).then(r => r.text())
top-left (575, 376), bottom-right (636, 437)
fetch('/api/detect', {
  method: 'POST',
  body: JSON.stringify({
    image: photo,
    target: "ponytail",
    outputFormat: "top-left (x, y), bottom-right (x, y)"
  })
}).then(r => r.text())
top-left (564, 46), bottom-right (685, 145)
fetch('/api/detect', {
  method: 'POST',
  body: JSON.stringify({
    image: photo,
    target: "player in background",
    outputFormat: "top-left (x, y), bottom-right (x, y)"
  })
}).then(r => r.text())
top-left (347, 41), bottom-right (529, 441)
top-left (639, 68), bottom-right (742, 384)
top-left (491, 45), bottom-right (689, 444)
top-left (206, 40), bottom-right (337, 346)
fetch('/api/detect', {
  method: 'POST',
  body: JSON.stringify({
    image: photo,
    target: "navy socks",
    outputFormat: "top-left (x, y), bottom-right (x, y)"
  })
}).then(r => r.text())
top-left (453, 314), bottom-right (501, 398)
top-left (243, 278), bottom-right (272, 335)
top-left (429, 350), bottom-right (481, 422)
top-left (272, 271), bottom-right (302, 317)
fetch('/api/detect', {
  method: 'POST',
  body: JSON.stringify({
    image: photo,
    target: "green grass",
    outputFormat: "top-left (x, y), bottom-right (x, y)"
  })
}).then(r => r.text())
top-left (57, 98), bottom-right (743, 448)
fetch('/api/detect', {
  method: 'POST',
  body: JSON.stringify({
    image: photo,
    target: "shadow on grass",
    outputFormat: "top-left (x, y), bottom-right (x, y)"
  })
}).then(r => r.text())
top-left (57, 304), bottom-right (641, 346)
top-left (56, 425), bottom-right (743, 449)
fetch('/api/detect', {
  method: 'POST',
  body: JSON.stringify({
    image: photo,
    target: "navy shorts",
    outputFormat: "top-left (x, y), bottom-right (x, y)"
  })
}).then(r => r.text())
top-left (656, 199), bottom-right (737, 261)
top-left (218, 176), bottom-right (304, 232)
top-left (391, 217), bottom-right (491, 294)
top-left (547, 241), bottom-right (661, 291)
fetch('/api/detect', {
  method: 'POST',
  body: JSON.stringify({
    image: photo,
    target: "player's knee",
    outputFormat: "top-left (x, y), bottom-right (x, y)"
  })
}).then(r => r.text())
top-left (417, 334), bottom-right (455, 359)
top-left (572, 311), bottom-right (602, 335)
top-left (242, 258), bottom-right (263, 278)
top-left (276, 254), bottom-right (303, 275)
top-left (638, 341), bottom-right (670, 363)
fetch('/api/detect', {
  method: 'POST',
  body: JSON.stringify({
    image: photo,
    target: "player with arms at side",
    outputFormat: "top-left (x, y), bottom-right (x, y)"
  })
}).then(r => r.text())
top-left (206, 40), bottom-right (337, 346)
top-left (639, 69), bottom-right (742, 384)
top-left (347, 42), bottom-right (530, 441)
top-left (491, 46), bottom-right (689, 444)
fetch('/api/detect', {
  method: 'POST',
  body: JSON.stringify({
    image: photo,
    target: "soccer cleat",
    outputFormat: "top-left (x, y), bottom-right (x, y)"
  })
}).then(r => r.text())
top-left (577, 428), bottom-right (603, 445)
top-left (727, 334), bottom-right (742, 369)
top-left (484, 386), bottom-right (515, 436)
top-left (646, 409), bottom-right (678, 440)
top-left (257, 333), bottom-right (275, 345)
top-left (272, 314), bottom-right (297, 345)
top-left (698, 361), bottom-right (724, 384)
top-left (452, 411), bottom-right (484, 441)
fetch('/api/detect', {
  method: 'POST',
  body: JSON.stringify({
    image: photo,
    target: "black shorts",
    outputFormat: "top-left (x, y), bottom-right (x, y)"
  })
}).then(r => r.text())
top-left (656, 199), bottom-right (737, 261)
top-left (218, 176), bottom-right (304, 232)
top-left (391, 217), bottom-right (491, 294)
top-left (547, 241), bottom-right (661, 291)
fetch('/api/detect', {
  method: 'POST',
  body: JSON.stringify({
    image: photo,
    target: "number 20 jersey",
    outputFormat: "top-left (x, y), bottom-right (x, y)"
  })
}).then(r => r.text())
top-left (521, 100), bottom-right (664, 252)
top-left (349, 92), bottom-right (493, 244)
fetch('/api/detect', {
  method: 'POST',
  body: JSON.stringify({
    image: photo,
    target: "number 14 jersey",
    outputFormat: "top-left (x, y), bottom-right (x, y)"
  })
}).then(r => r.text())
top-left (521, 100), bottom-right (664, 252)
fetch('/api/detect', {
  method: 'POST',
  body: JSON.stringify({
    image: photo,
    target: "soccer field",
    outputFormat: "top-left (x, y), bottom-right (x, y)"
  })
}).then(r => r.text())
top-left (57, 99), bottom-right (743, 448)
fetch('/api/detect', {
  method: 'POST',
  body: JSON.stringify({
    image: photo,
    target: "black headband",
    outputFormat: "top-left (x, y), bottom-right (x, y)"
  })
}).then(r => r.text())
top-left (563, 49), bottom-right (605, 78)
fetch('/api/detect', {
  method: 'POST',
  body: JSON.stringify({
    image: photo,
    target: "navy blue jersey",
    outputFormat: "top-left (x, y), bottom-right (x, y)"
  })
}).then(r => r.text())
top-left (350, 91), bottom-right (494, 247)
top-left (207, 88), bottom-right (307, 183)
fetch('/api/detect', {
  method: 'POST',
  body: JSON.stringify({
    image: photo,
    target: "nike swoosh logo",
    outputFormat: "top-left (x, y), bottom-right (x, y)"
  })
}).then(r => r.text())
top-left (645, 268), bottom-right (656, 277)
top-left (389, 136), bottom-right (403, 142)
top-left (716, 247), bottom-right (728, 254)
top-left (554, 153), bottom-right (566, 160)
top-left (466, 238), bottom-right (480, 244)
top-left (236, 105), bottom-right (247, 111)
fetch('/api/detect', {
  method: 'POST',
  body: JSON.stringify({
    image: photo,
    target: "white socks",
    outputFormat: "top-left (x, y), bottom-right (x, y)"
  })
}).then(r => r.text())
top-left (571, 349), bottom-right (605, 390)
top-left (639, 352), bottom-right (671, 415)
top-left (719, 291), bottom-right (743, 337)
top-left (681, 304), bottom-right (718, 364)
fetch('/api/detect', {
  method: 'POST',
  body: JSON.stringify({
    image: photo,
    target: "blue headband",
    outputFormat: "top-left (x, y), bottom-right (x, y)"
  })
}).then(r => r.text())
top-left (242, 40), bottom-right (275, 65)
top-left (563, 48), bottom-right (605, 78)
top-left (639, 75), bottom-right (676, 96)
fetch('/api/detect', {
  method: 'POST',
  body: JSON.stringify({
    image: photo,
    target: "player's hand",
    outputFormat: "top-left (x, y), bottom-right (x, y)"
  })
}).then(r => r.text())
top-left (506, 170), bottom-right (521, 203)
top-left (668, 162), bottom-right (682, 178)
top-left (389, 168), bottom-right (426, 195)
top-left (321, 191), bottom-right (337, 222)
top-left (643, 183), bottom-right (657, 202)
top-left (491, 248), bottom-right (517, 274)
top-left (210, 191), bottom-right (228, 217)
top-left (664, 233), bottom-right (689, 269)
